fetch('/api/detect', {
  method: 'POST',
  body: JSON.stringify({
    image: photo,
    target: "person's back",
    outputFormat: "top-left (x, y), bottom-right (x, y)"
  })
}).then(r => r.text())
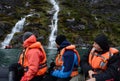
top-left (42, 34), bottom-right (80, 81)
top-left (9, 32), bottom-right (47, 81)
top-left (52, 45), bottom-right (80, 78)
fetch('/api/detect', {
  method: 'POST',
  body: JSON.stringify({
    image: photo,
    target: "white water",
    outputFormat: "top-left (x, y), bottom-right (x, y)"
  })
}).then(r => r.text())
top-left (48, 0), bottom-right (60, 49)
top-left (91, 0), bottom-right (101, 4)
top-left (0, 14), bottom-right (32, 49)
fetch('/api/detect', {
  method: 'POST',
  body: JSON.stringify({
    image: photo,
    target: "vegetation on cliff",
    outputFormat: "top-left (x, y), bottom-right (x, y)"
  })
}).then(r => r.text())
top-left (0, 0), bottom-right (120, 48)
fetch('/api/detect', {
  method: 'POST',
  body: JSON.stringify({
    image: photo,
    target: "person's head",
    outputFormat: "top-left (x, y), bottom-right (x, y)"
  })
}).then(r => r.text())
top-left (55, 34), bottom-right (66, 47)
top-left (22, 32), bottom-right (37, 48)
top-left (22, 32), bottom-right (33, 42)
top-left (93, 34), bottom-right (110, 52)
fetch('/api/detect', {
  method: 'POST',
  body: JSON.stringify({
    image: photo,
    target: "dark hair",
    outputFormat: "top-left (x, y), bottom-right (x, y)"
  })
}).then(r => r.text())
top-left (94, 34), bottom-right (110, 51)
top-left (55, 35), bottom-right (66, 45)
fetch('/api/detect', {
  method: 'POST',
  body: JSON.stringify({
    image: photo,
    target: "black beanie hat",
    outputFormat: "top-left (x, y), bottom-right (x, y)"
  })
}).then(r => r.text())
top-left (94, 34), bottom-right (110, 51)
top-left (55, 35), bottom-right (66, 45)
top-left (23, 32), bottom-right (33, 41)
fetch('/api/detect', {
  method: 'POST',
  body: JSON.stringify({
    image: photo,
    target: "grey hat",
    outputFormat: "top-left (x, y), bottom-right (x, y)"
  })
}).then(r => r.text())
top-left (23, 32), bottom-right (33, 41)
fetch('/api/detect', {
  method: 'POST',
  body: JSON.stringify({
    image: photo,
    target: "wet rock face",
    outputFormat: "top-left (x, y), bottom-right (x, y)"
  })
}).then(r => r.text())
top-left (0, 0), bottom-right (120, 47)
top-left (0, 0), bottom-right (25, 15)
top-left (0, 22), bottom-right (12, 38)
top-left (0, 0), bottom-right (25, 6)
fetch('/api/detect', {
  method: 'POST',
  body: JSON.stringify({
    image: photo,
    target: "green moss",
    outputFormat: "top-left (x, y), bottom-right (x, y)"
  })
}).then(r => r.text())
top-left (1, 0), bottom-right (120, 47)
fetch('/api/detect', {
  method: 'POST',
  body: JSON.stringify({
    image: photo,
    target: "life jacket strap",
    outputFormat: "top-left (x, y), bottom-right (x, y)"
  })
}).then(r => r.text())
top-left (24, 62), bottom-right (47, 72)
top-left (39, 63), bottom-right (47, 69)
top-left (24, 66), bottom-right (28, 72)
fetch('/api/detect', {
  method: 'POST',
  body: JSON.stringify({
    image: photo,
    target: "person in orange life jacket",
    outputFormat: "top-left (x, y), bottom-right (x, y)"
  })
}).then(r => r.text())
top-left (80, 34), bottom-right (120, 81)
top-left (9, 32), bottom-right (47, 81)
top-left (42, 35), bottom-right (80, 81)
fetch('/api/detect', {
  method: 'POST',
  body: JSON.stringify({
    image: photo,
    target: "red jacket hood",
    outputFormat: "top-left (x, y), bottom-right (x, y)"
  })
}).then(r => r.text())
top-left (23, 35), bottom-right (37, 48)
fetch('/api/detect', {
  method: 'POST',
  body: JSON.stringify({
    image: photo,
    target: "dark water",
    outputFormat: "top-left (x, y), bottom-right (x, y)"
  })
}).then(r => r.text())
top-left (0, 49), bottom-right (22, 67)
top-left (0, 48), bottom-right (89, 67)
top-left (0, 49), bottom-right (22, 81)
top-left (0, 48), bottom-right (57, 81)
top-left (46, 48), bottom-right (57, 66)
top-left (0, 48), bottom-right (58, 67)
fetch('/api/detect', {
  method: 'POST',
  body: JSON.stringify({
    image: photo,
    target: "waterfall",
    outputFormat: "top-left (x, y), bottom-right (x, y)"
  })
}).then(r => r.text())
top-left (90, 0), bottom-right (102, 4)
top-left (48, 0), bottom-right (60, 49)
top-left (0, 14), bottom-right (32, 49)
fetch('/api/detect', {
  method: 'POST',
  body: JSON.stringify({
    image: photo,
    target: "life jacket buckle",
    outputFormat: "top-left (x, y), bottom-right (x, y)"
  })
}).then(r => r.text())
top-left (24, 66), bottom-right (28, 72)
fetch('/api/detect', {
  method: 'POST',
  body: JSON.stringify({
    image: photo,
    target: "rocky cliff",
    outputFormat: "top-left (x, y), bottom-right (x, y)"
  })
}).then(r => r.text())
top-left (0, 0), bottom-right (120, 48)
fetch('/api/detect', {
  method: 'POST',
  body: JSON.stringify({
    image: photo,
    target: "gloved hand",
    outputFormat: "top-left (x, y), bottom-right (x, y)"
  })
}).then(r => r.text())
top-left (50, 61), bottom-right (55, 68)
top-left (20, 76), bottom-right (28, 81)
top-left (47, 62), bottom-right (55, 74)
top-left (17, 63), bottom-right (24, 77)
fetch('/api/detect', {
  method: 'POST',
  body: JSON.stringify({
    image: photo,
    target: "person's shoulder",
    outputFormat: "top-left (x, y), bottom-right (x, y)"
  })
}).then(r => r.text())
top-left (109, 52), bottom-right (120, 63)
top-left (110, 47), bottom-right (119, 53)
top-left (28, 48), bottom-right (40, 53)
top-left (64, 50), bottom-right (74, 56)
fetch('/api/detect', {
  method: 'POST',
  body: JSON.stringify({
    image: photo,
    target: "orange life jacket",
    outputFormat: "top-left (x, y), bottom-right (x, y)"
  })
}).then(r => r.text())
top-left (19, 42), bottom-right (47, 76)
top-left (89, 47), bottom-right (119, 71)
top-left (55, 45), bottom-right (80, 77)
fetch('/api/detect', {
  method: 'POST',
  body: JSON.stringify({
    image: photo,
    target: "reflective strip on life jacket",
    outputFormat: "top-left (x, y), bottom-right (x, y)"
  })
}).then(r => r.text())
top-left (89, 47), bottom-right (119, 71)
top-left (55, 45), bottom-right (80, 77)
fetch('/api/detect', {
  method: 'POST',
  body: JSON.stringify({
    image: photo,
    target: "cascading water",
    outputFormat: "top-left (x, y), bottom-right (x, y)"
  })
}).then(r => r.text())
top-left (0, 14), bottom-right (32, 49)
top-left (48, 0), bottom-right (60, 49)
top-left (46, 0), bottom-right (60, 66)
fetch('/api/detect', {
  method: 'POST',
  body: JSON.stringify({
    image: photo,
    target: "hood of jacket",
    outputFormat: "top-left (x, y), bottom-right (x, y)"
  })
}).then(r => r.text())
top-left (23, 35), bottom-right (37, 48)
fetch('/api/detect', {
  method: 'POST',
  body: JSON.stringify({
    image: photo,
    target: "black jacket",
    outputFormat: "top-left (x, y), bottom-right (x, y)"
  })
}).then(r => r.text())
top-left (80, 47), bottom-right (120, 81)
